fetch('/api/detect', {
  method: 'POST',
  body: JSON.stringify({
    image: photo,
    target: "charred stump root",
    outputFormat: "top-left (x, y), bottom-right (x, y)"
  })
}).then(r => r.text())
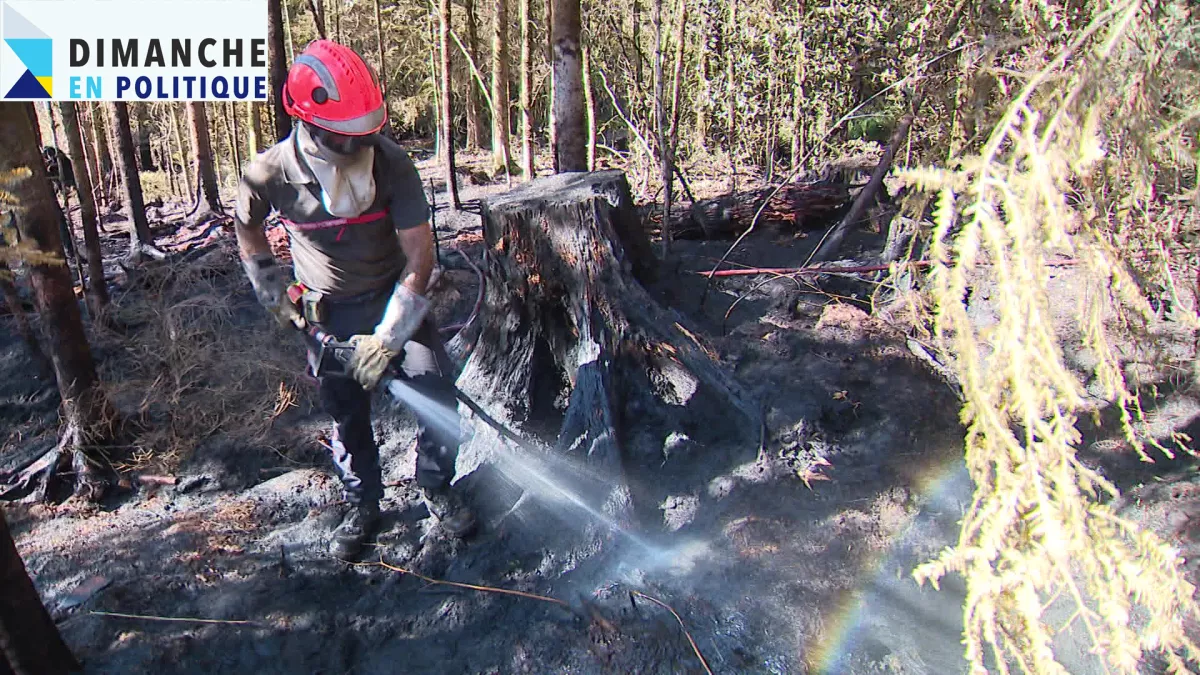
top-left (0, 510), bottom-right (81, 675)
top-left (456, 171), bottom-right (761, 526)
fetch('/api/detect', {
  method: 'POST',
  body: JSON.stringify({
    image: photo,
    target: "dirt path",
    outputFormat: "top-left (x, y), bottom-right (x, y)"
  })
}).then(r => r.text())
top-left (3, 169), bottom-right (1194, 674)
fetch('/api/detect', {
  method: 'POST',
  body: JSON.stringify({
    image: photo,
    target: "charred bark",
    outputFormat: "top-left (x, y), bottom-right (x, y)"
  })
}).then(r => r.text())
top-left (666, 180), bottom-right (851, 240)
top-left (0, 509), bottom-right (80, 675)
top-left (456, 171), bottom-right (760, 525)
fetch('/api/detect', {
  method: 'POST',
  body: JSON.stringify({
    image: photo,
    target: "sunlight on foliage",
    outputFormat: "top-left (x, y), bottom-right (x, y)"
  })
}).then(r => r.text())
top-left (901, 0), bottom-right (1200, 671)
top-left (0, 166), bottom-right (64, 274)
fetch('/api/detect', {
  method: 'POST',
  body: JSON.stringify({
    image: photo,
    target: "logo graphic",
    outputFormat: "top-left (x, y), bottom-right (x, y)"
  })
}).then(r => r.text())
top-left (3, 2), bottom-right (52, 98)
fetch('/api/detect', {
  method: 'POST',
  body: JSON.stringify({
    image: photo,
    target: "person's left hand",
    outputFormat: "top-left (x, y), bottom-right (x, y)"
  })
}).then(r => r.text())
top-left (346, 334), bottom-right (398, 390)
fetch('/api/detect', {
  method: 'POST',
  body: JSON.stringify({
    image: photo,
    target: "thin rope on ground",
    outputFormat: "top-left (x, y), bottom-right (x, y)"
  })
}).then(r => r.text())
top-left (631, 590), bottom-right (714, 675)
top-left (90, 611), bottom-right (254, 626)
top-left (359, 555), bottom-right (569, 607)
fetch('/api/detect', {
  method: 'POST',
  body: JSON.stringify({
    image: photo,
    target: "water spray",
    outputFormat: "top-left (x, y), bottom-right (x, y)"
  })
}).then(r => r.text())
top-left (297, 325), bottom-right (659, 553)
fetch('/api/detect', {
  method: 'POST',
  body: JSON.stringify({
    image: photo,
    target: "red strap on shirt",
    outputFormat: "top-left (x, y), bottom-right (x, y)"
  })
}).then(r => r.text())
top-left (280, 209), bottom-right (388, 232)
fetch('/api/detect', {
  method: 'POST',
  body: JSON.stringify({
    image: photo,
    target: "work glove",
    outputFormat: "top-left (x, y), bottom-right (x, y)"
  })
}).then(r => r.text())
top-left (374, 282), bottom-right (430, 352)
top-left (346, 334), bottom-right (399, 391)
top-left (347, 283), bottom-right (430, 391)
top-left (242, 252), bottom-right (302, 329)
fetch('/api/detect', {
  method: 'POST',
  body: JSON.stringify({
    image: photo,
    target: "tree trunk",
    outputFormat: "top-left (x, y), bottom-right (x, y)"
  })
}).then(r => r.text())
top-left (283, 0), bottom-right (296, 60)
top-left (668, 0), bottom-right (688, 147)
top-left (811, 106), bottom-right (918, 263)
top-left (652, 0), bottom-right (670, 256)
top-left (331, 0), bottom-right (341, 44)
top-left (1, 103), bottom-right (112, 500)
top-left (227, 102), bottom-right (242, 175)
top-left (305, 0), bottom-right (328, 39)
top-left (790, 37), bottom-right (806, 172)
top-left (0, 509), bottom-right (80, 675)
top-left (248, 102), bottom-right (263, 157)
top-left (551, 0), bottom-right (585, 172)
top-left (464, 0), bottom-right (483, 150)
top-left (189, 102), bottom-right (223, 217)
top-left (438, 0), bottom-right (462, 210)
top-left (490, 0), bottom-right (512, 175)
top-left (171, 104), bottom-right (195, 209)
top-left (57, 102), bottom-right (108, 314)
top-left (77, 105), bottom-right (103, 211)
top-left (90, 103), bottom-right (115, 207)
top-left (519, 0), bottom-right (535, 178)
top-left (725, 0), bottom-right (738, 193)
top-left (694, 0), bottom-right (714, 151)
top-left (631, 0), bottom-right (641, 82)
top-left (374, 0), bottom-right (388, 98)
top-left (0, 260), bottom-right (50, 369)
top-left (43, 105), bottom-right (80, 267)
top-left (134, 105), bottom-right (156, 171)
top-left (763, 43), bottom-right (778, 184)
top-left (268, 0), bottom-right (293, 143)
top-left (456, 171), bottom-right (759, 531)
top-left (545, 0), bottom-right (557, 172)
top-left (583, 44), bottom-right (595, 171)
top-left (108, 102), bottom-right (157, 259)
top-left (162, 139), bottom-right (179, 200)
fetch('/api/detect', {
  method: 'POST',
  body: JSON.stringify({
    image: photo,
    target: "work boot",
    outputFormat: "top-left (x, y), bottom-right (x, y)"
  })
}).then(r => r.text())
top-left (330, 502), bottom-right (380, 559)
top-left (422, 487), bottom-right (477, 538)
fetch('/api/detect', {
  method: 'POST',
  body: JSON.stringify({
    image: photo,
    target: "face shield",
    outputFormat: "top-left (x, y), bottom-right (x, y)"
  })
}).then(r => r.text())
top-left (305, 122), bottom-right (380, 157)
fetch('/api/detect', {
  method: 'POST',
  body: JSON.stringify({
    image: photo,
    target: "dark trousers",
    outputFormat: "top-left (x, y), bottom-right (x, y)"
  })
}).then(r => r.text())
top-left (306, 289), bottom-right (462, 507)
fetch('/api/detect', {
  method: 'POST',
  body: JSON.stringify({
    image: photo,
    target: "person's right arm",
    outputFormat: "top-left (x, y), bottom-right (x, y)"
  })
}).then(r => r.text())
top-left (234, 161), bottom-right (274, 260)
top-left (234, 162), bottom-right (300, 328)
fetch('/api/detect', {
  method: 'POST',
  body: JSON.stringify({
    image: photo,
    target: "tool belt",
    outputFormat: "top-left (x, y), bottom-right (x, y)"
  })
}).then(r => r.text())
top-left (286, 281), bottom-right (327, 325)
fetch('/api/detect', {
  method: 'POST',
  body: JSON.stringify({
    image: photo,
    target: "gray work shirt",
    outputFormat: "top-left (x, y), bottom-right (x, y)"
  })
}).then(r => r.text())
top-left (235, 131), bottom-right (431, 299)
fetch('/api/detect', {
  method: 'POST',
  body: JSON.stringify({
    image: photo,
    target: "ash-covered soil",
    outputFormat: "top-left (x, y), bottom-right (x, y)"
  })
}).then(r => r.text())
top-left (3, 158), bottom-right (1197, 674)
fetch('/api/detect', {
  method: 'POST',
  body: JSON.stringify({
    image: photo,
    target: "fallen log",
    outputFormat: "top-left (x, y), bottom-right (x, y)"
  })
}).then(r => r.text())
top-left (650, 179), bottom-right (852, 241)
top-left (456, 171), bottom-right (761, 526)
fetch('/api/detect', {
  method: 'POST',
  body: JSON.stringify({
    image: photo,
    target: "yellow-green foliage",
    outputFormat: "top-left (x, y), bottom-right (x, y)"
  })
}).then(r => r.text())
top-left (0, 167), bottom-right (63, 274)
top-left (902, 0), bottom-right (1200, 671)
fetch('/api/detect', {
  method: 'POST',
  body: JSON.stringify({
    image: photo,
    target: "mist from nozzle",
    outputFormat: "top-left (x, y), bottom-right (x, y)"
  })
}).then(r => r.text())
top-left (384, 377), bottom-right (655, 552)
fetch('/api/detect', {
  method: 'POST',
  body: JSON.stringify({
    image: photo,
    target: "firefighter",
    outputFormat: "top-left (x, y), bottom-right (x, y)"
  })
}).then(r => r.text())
top-left (234, 40), bottom-right (476, 559)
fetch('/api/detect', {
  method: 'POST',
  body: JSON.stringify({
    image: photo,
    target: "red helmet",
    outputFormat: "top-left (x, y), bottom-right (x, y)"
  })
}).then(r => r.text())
top-left (282, 40), bottom-right (386, 136)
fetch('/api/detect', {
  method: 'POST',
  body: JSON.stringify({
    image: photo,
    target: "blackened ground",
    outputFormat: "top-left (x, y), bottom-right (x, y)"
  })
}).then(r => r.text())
top-left (3, 157), bottom-right (1193, 674)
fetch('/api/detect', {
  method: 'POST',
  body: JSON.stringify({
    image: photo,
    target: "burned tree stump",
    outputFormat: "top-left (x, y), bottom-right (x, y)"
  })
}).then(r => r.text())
top-left (455, 171), bottom-right (760, 523)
